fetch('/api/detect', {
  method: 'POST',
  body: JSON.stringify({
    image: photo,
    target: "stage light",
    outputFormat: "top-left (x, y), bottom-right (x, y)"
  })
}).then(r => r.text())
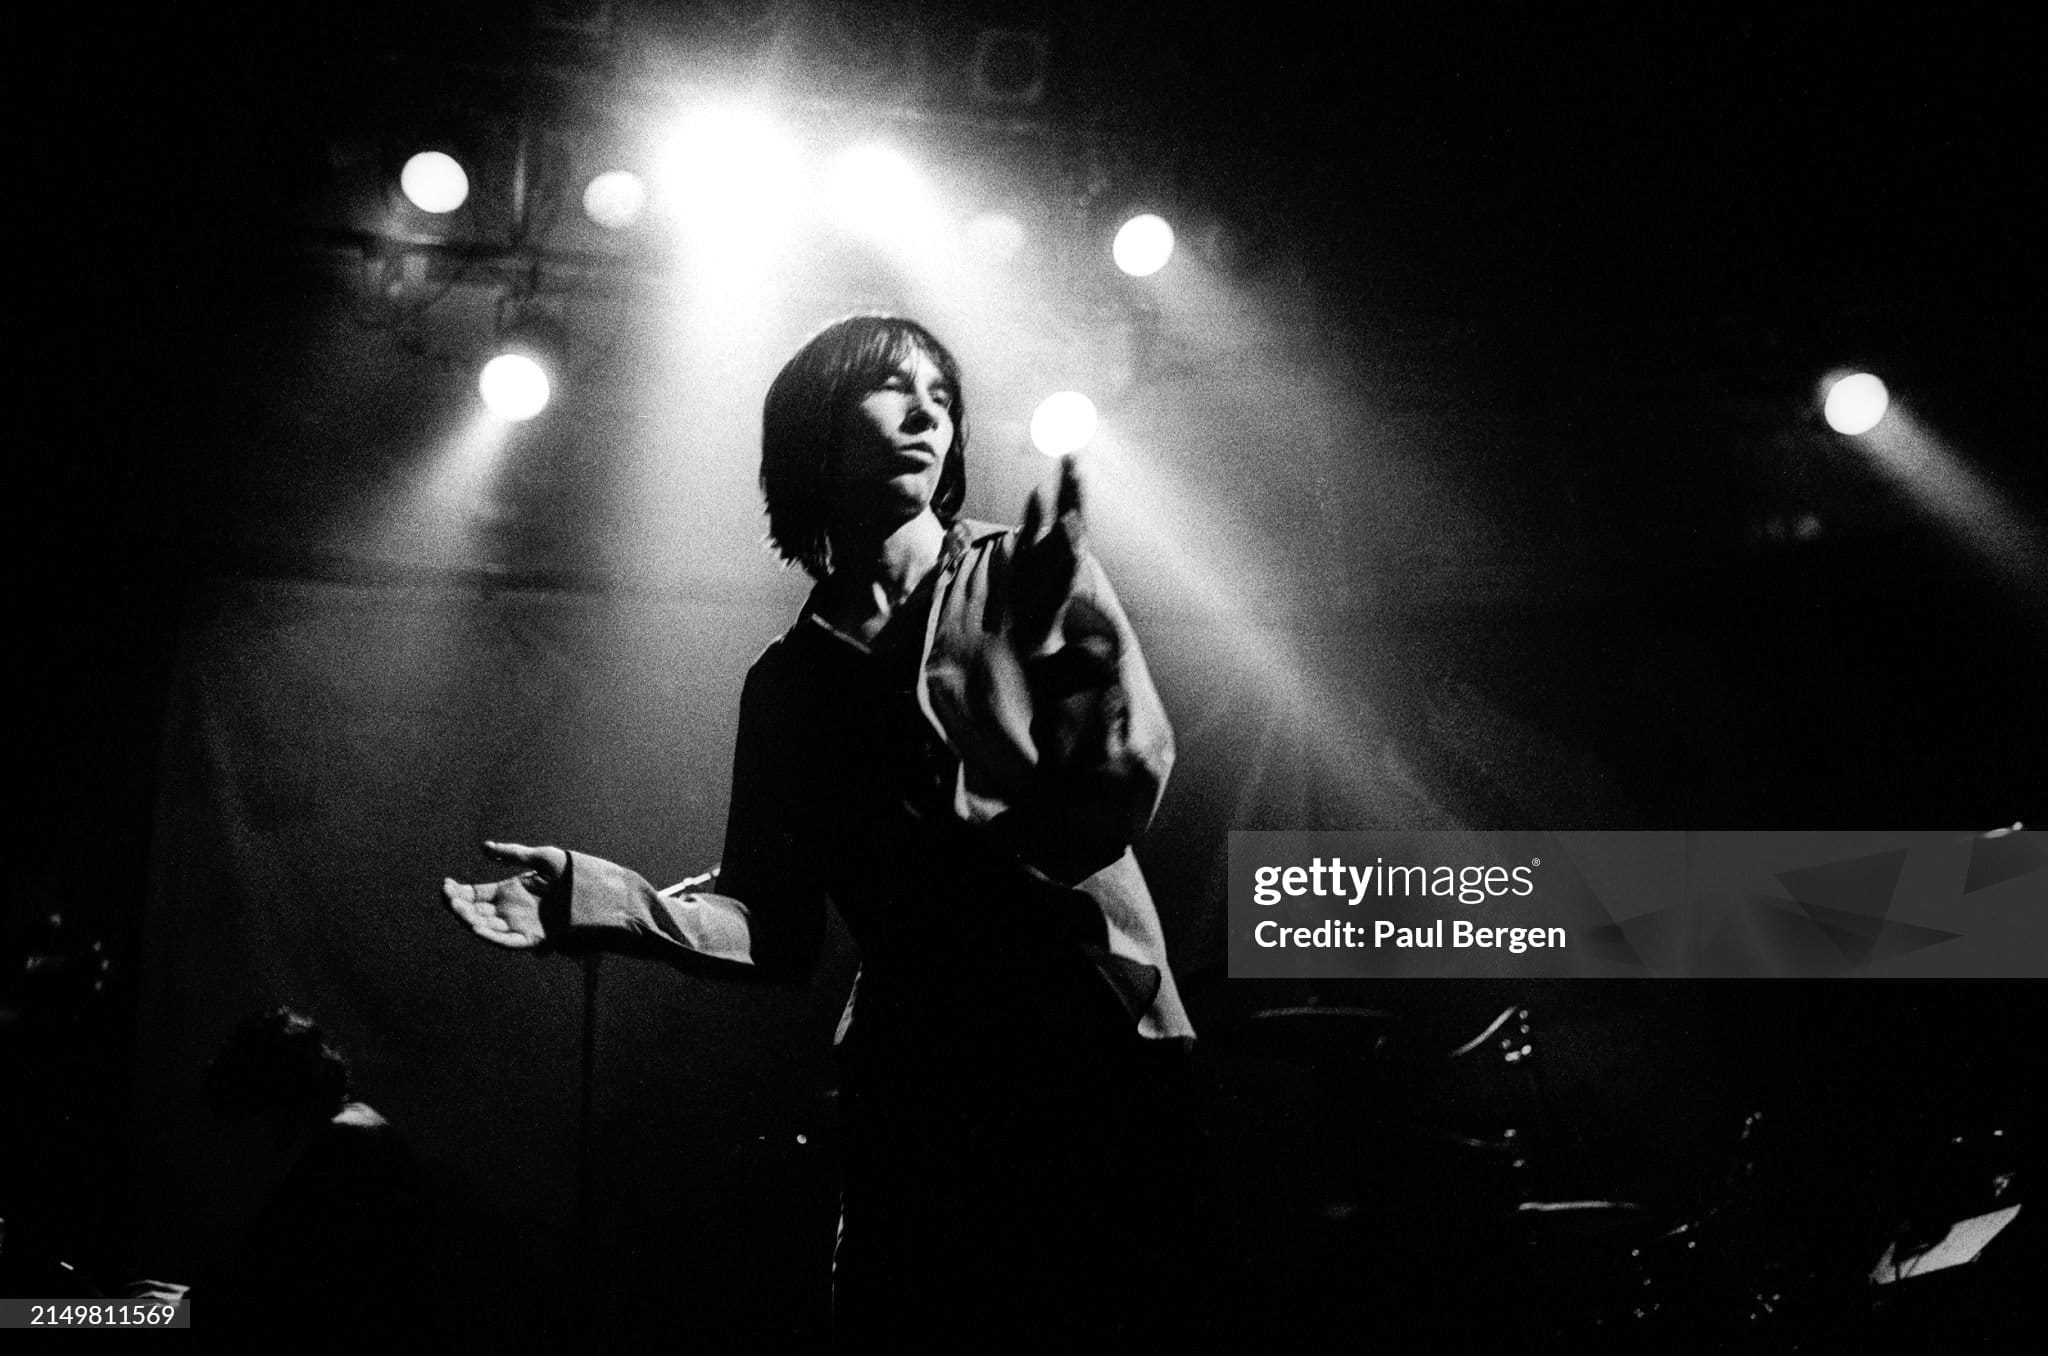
top-left (965, 212), bottom-right (1026, 264)
top-left (479, 353), bottom-right (551, 422)
top-left (400, 151), bottom-right (469, 214)
top-left (1823, 371), bottom-right (1889, 436)
top-left (1030, 392), bottom-right (1098, 456)
top-left (583, 170), bottom-right (647, 230)
top-left (655, 106), bottom-right (803, 241)
top-left (1113, 214), bottom-right (1175, 277)
top-left (826, 143), bottom-right (929, 241)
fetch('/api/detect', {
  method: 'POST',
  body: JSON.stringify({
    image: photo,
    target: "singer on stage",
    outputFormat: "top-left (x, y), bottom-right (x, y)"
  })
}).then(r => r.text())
top-left (445, 314), bottom-right (1198, 1343)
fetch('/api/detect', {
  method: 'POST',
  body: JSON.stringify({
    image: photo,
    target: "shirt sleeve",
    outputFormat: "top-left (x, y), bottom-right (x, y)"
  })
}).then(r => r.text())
top-left (563, 853), bottom-right (755, 966)
top-left (563, 644), bottom-right (828, 980)
top-left (1011, 540), bottom-right (1175, 882)
top-left (928, 522), bottom-right (1175, 886)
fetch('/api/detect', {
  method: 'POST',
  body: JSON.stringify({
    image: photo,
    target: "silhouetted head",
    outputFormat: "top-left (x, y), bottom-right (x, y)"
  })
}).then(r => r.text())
top-left (204, 1006), bottom-right (352, 1129)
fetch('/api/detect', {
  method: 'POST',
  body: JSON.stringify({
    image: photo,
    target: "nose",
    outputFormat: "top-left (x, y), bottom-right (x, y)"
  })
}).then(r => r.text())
top-left (903, 393), bottom-right (945, 433)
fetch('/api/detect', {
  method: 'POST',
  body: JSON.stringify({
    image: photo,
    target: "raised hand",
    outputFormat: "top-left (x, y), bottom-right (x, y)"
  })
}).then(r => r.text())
top-left (442, 841), bottom-right (567, 950)
top-left (1013, 455), bottom-right (1086, 647)
top-left (1017, 453), bottom-right (1084, 553)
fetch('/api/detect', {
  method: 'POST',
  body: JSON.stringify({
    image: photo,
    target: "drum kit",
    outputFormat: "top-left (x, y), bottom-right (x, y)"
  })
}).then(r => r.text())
top-left (1198, 994), bottom-right (2027, 1347)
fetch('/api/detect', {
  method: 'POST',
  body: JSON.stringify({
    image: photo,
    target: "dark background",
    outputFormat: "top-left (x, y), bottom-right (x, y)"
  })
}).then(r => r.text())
top-left (13, 2), bottom-right (2043, 1347)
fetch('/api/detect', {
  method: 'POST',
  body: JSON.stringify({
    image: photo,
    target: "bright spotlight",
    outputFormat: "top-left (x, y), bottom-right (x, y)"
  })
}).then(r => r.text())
top-left (1030, 392), bottom-right (1098, 456)
top-left (826, 144), bottom-right (929, 240)
top-left (583, 170), bottom-right (647, 230)
top-left (400, 151), bottom-right (470, 214)
top-left (479, 353), bottom-right (551, 422)
top-left (656, 107), bottom-right (803, 241)
top-left (1824, 372), bottom-right (1890, 436)
top-left (1113, 213), bottom-right (1174, 277)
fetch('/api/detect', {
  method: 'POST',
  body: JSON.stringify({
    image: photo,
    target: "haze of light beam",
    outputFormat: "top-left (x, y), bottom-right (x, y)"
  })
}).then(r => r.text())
top-left (804, 143), bottom-right (1030, 345)
top-left (1854, 403), bottom-right (2048, 592)
top-left (634, 104), bottom-right (813, 577)
top-left (1071, 240), bottom-right (1493, 826)
top-left (655, 105), bottom-right (805, 287)
top-left (965, 212), bottom-right (1026, 265)
top-left (622, 270), bottom-right (790, 592)
top-left (1080, 425), bottom-right (1450, 828)
top-left (356, 410), bottom-right (513, 573)
top-left (826, 144), bottom-right (944, 248)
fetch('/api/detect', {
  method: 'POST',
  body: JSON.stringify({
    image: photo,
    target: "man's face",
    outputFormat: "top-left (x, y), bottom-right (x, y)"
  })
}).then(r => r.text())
top-left (833, 348), bottom-right (955, 528)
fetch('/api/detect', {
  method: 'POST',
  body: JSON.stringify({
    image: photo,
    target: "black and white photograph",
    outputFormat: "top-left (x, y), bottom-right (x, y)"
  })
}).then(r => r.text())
top-left (8, 2), bottom-right (2043, 1348)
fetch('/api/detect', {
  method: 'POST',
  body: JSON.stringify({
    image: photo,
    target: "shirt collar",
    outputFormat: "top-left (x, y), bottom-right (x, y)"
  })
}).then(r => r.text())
top-left (797, 517), bottom-right (1003, 649)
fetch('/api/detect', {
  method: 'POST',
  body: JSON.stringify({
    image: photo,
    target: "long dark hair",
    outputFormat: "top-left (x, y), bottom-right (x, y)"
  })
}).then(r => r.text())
top-left (760, 314), bottom-right (969, 579)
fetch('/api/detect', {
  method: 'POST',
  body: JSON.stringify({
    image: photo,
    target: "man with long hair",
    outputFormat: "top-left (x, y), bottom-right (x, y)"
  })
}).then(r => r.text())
top-left (446, 314), bottom-right (1195, 1343)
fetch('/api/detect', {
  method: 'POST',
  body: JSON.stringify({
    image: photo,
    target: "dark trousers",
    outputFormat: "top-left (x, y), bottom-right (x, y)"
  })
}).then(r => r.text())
top-left (831, 1025), bottom-right (1207, 1349)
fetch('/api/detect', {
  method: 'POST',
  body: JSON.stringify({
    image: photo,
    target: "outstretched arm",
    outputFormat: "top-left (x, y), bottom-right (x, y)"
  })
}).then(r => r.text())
top-left (444, 841), bottom-right (757, 965)
top-left (440, 653), bottom-right (821, 977)
top-left (443, 841), bottom-right (566, 950)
